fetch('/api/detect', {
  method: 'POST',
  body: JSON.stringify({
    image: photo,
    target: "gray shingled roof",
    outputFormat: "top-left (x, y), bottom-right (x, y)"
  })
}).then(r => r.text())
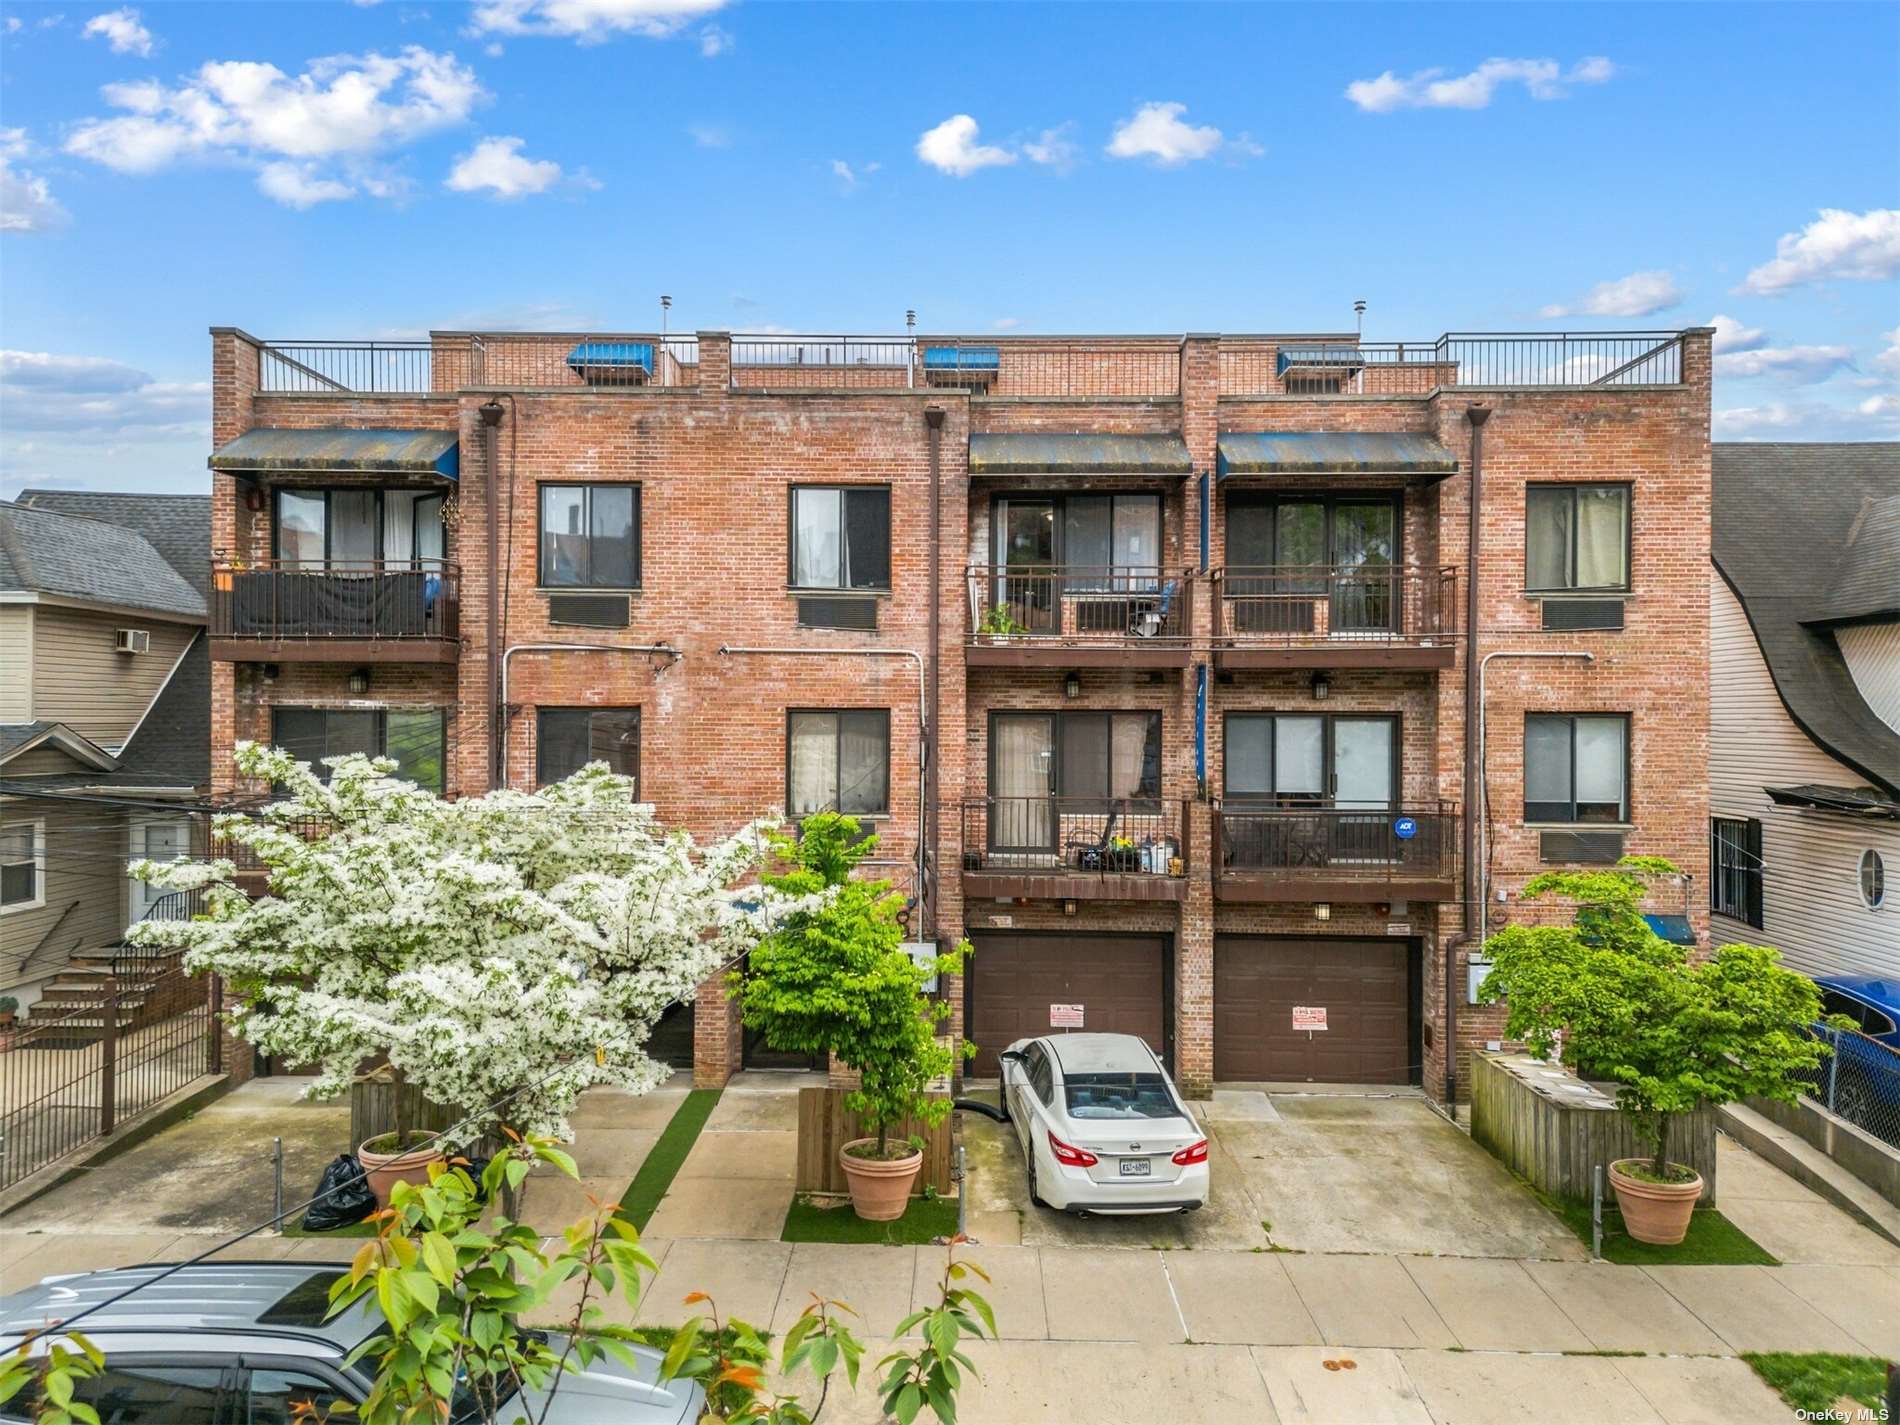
top-left (16, 489), bottom-right (211, 599)
top-left (1810, 490), bottom-right (1900, 626)
top-left (0, 500), bottom-right (206, 618)
top-left (1713, 442), bottom-right (1900, 799)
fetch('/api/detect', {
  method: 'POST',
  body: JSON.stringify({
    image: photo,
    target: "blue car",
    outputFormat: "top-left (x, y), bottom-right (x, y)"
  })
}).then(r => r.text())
top-left (1813, 974), bottom-right (1900, 1143)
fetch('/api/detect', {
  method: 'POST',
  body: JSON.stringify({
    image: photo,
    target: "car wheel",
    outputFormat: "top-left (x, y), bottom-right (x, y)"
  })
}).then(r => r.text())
top-left (1835, 1071), bottom-right (1875, 1128)
top-left (1026, 1147), bottom-right (1048, 1209)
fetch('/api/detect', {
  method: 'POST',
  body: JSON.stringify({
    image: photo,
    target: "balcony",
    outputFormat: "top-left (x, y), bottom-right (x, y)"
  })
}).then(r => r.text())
top-left (210, 560), bottom-right (460, 663)
top-left (967, 566), bottom-right (1194, 668)
top-left (1212, 565), bottom-right (1458, 670)
top-left (960, 797), bottom-right (1190, 903)
top-left (1213, 804), bottom-right (1457, 904)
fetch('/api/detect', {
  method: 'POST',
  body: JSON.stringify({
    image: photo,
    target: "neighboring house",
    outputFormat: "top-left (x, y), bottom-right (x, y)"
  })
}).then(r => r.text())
top-left (204, 324), bottom-right (1713, 1099)
top-left (0, 493), bottom-right (211, 1016)
top-left (1710, 443), bottom-right (1900, 981)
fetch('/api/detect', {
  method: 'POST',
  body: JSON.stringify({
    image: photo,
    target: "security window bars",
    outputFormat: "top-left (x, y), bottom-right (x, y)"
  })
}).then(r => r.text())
top-left (539, 484), bottom-right (640, 589)
top-left (791, 486), bottom-right (891, 590)
top-left (1526, 484), bottom-right (1630, 592)
top-left (788, 709), bottom-right (890, 816)
top-left (537, 708), bottom-right (640, 791)
top-left (1711, 816), bottom-right (1764, 928)
top-left (1525, 714), bottom-right (1629, 824)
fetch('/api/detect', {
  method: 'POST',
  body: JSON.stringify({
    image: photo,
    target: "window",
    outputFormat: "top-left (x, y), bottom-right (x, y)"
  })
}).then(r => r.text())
top-left (537, 708), bottom-right (640, 790)
top-left (790, 485), bottom-right (891, 590)
top-left (1225, 714), bottom-right (1396, 808)
top-left (788, 710), bottom-right (890, 816)
top-left (4, 1364), bottom-right (225, 1425)
top-left (1863, 849), bottom-right (1888, 910)
top-left (1526, 484), bottom-right (1630, 592)
top-left (1063, 1070), bottom-right (1182, 1120)
top-left (995, 493), bottom-right (1162, 590)
top-left (1820, 990), bottom-right (1896, 1038)
top-left (270, 708), bottom-right (446, 793)
top-left (244, 1368), bottom-right (355, 1424)
top-left (0, 821), bottom-right (44, 913)
top-left (1711, 817), bottom-right (1764, 928)
top-left (539, 484), bottom-right (639, 589)
top-left (990, 711), bottom-right (1162, 812)
top-left (273, 488), bottom-right (445, 568)
top-left (1525, 714), bottom-right (1629, 823)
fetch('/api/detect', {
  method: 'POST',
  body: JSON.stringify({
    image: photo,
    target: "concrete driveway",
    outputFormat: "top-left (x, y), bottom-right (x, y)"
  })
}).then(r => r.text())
top-left (962, 1085), bottom-right (1584, 1259)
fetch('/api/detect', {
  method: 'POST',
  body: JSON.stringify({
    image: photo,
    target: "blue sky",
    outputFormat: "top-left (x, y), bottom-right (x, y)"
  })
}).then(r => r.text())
top-left (2, 0), bottom-right (1897, 497)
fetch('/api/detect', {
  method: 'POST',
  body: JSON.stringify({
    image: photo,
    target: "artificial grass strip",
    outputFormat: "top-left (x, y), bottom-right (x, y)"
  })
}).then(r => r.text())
top-left (615, 1087), bottom-right (723, 1231)
top-left (781, 1193), bottom-right (960, 1246)
top-left (1743, 1352), bottom-right (1888, 1414)
top-left (1542, 1190), bottom-right (1778, 1266)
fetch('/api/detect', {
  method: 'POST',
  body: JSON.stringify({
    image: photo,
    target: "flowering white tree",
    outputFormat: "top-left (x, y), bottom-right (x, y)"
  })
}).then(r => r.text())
top-left (129, 742), bottom-right (794, 1136)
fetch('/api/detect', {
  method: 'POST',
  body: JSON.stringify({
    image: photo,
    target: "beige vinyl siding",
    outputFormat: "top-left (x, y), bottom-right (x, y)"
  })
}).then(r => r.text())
top-left (1711, 574), bottom-right (1900, 978)
top-left (4, 745), bottom-right (99, 776)
top-left (0, 605), bottom-right (30, 722)
top-left (26, 607), bottom-right (197, 748)
top-left (1837, 621), bottom-right (1900, 735)
top-left (1, 801), bottom-right (132, 994)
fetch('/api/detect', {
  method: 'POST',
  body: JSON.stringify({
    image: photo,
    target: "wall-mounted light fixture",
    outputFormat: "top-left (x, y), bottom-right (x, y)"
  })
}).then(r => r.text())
top-left (1314, 902), bottom-right (1332, 922)
top-left (1311, 671), bottom-right (1331, 701)
top-left (348, 667), bottom-right (371, 696)
top-left (1063, 670), bottom-right (1081, 699)
top-left (1063, 899), bottom-right (1077, 916)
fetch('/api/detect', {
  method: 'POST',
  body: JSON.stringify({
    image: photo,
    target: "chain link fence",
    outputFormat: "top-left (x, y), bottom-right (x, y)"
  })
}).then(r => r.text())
top-left (1802, 1025), bottom-right (1900, 1150)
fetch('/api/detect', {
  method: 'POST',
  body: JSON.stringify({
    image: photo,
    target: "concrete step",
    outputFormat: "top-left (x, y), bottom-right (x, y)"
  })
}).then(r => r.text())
top-left (1719, 1101), bottom-right (1900, 1247)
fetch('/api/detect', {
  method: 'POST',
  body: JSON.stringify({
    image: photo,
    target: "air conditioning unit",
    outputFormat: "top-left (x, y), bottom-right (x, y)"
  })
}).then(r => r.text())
top-left (115, 629), bottom-right (150, 654)
top-left (902, 940), bottom-right (941, 994)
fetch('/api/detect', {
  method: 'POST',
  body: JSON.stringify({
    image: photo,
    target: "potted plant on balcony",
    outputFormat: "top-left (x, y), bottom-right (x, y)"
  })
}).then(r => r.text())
top-left (978, 604), bottom-right (1028, 643)
top-left (1479, 857), bottom-right (1837, 1244)
top-left (0, 996), bottom-right (17, 1029)
top-left (1104, 833), bottom-right (1139, 873)
top-left (733, 813), bottom-right (971, 1220)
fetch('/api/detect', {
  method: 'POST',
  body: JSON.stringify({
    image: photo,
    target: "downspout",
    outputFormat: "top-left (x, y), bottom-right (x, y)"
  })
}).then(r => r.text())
top-left (478, 399), bottom-right (506, 789)
top-left (1452, 402), bottom-right (1489, 1104)
top-left (716, 645), bottom-right (929, 910)
top-left (923, 406), bottom-right (946, 938)
top-left (498, 642), bottom-right (683, 785)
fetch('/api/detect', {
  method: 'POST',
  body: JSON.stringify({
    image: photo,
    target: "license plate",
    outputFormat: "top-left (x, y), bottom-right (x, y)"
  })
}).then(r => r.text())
top-left (1119, 1157), bottom-right (1152, 1177)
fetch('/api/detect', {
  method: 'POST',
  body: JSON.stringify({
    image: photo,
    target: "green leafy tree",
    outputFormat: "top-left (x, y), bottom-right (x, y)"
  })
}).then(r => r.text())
top-left (1479, 857), bottom-right (1836, 1178)
top-left (732, 814), bottom-right (971, 1159)
top-left (0, 1330), bottom-right (108, 1425)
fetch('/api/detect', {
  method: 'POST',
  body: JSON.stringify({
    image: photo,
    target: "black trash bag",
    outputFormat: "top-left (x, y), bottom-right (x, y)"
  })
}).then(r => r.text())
top-left (302, 1154), bottom-right (376, 1232)
top-left (459, 1154), bottom-right (493, 1203)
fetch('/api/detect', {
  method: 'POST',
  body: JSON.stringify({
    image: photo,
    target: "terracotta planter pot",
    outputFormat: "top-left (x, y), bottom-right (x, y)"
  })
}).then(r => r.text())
top-left (839, 1138), bottom-right (923, 1221)
top-left (358, 1134), bottom-right (448, 1206)
top-left (1609, 1159), bottom-right (1703, 1245)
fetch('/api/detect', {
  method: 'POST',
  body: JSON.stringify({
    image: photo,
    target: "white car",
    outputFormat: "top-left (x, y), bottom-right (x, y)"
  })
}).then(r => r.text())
top-left (998, 1032), bottom-right (1209, 1215)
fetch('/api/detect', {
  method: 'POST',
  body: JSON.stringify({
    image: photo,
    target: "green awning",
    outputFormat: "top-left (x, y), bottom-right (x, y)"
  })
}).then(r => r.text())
top-left (210, 428), bottom-right (460, 479)
top-left (1218, 432), bottom-right (1458, 481)
top-left (969, 432), bottom-right (1194, 476)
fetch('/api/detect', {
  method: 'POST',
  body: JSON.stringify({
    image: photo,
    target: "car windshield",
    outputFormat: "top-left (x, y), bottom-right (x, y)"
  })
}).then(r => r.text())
top-left (1062, 1071), bottom-right (1181, 1120)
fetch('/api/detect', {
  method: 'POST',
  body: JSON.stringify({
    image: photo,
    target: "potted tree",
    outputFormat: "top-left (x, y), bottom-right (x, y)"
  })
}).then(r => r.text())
top-left (1480, 857), bottom-right (1835, 1244)
top-left (0, 996), bottom-right (17, 1029)
top-left (978, 604), bottom-right (1028, 643)
top-left (733, 813), bottom-right (970, 1220)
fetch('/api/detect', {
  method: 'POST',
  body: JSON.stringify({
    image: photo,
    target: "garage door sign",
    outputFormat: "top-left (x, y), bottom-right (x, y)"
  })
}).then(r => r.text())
top-left (1292, 1005), bottom-right (1328, 1033)
top-left (1049, 1003), bottom-right (1085, 1028)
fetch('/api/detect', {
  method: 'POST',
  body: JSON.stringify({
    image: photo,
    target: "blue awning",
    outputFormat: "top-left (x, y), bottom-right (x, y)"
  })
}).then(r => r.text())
top-left (1217, 432), bottom-right (1459, 481)
top-left (209, 428), bottom-right (459, 480)
top-left (567, 341), bottom-right (654, 374)
top-left (1277, 345), bottom-right (1366, 375)
top-left (1643, 914), bottom-right (1697, 945)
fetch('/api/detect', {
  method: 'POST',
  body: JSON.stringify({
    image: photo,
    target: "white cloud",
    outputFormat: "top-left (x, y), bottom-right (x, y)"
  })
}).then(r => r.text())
top-left (1346, 56), bottom-right (1613, 113)
top-left (467, 0), bottom-right (725, 43)
top-left (1023, 123), bottom-right (1079, 171)
top-left (1874, 328), bottom-right (1900, 382)
top-left (1738, 208), bottom-right (1900, 294)
top-left (697, 23), bottom-right (730, 56)
top-left (256, 161), bottom-right (356, 208)
top-left (0, 130), bottom-right (67, 233)
top-left (916, 114), bottom-right (1015, 177)
top-left (64, 46), bottom-right (484, 207)
top-left (1106, 101), bottom-right (1223, 165)
top-left (1540, 270), bottom-right (1682, 319)
top-left (0, 349), bottom-right (208, 434)
top-left (1860, 393), bottom-right (1900, 419)
top-left (687, 121), bottom-right (731, 148)
top-left (1707, 313), bottom-right (1766, 354)
top-left (82, 6), bottom-right (153, 56)
top-left (445, 135), bottom-right (563, 198)
top-left (1713, 343), bottom-right (1854, 383)
top-left (5, 17), bottom-right (20, 32)
top-left (991, 317), bottom-right (1021, 331)
top-left (1713, 398), bottom-right (1900, 440)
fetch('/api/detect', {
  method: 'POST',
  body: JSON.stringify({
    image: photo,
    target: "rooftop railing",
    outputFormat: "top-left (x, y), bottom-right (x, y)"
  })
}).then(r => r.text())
top-left (258, 340), bottom-right (434, 393)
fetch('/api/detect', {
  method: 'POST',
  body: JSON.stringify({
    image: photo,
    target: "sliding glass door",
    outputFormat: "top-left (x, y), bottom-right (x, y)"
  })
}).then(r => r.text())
top-left (1224, 494), bottom-right (1399, 629)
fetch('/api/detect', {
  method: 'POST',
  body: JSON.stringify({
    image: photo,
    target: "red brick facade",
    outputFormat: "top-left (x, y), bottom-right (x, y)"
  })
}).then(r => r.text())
top-left (208, 325), bottom-right (1713, 1099)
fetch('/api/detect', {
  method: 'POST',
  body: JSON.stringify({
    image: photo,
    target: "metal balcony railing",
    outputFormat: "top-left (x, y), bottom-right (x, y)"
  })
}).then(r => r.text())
top-left (465, 333), bottom-right (700, 388)
top-left (1213, 565), bottom-right (1458, 648)
top-left (258, 340), bottom-right (434, 393)
top-left (211, 560), bottom-right (460, 644)
top-left (968, 565), bottom-right (1193, 648)
top-left (1221, 331), bottom-right (1687, 396)
top-left (1214, 803), bottom-right (1457, 885)
top-left (960, 797), bottom-right (1189, 877)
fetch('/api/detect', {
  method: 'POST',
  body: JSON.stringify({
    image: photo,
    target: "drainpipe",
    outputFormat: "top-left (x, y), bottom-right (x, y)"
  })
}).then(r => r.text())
top-left (1452, 402), bottom-right (1489, 1104)
top-left (498, 642), bottom-right (682, 785)
top-left (924, 406), bottom-right (946, 938)
top-left (478, 400), bottom-right (506, 789)
top-left (716, 645), bottom-right (929, 912)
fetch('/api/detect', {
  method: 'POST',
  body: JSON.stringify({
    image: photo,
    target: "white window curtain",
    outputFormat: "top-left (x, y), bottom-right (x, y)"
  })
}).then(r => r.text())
top-left (1574, 716), bottom-right (1626, 815)
top-left (789, 712), bottom-right (839, 815)
top-left (1526, 487), bottom-right (1572, 589)
top-left (1575, 487), bottom-right (1627, 588)
top-left (794, 488), bottom-right (842, 588)
top-left (383, 491), bottom-right (417, 571)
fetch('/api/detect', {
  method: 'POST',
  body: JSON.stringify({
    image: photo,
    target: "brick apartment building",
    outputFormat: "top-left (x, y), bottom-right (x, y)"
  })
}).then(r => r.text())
top-left (205, 323), bottom-right (1713, 1100)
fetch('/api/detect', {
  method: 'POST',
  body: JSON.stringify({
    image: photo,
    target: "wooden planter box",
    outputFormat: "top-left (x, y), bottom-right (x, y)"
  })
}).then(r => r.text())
top-left (1470, 1052), bottom-right (1717, 1206)
top-left (349, 1076), bottom-right (489, 1154)
top-left (794, 1086), bottom-right (956, 1198)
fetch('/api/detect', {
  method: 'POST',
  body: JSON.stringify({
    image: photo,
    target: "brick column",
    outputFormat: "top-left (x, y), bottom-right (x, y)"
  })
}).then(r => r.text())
top-left (696, 332), bottom-right (732, 390)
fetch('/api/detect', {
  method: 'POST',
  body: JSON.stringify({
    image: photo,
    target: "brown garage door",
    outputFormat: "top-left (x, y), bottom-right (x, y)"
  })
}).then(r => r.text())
top-left (1214, 936), bottom-right (1416, 1085)
top-left (965, 933), bottom-right (1169, 1076)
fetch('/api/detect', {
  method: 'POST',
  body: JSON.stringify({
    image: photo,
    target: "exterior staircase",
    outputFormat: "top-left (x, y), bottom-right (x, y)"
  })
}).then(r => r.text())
top-left (27, 890), bottom-right (203, 1047)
